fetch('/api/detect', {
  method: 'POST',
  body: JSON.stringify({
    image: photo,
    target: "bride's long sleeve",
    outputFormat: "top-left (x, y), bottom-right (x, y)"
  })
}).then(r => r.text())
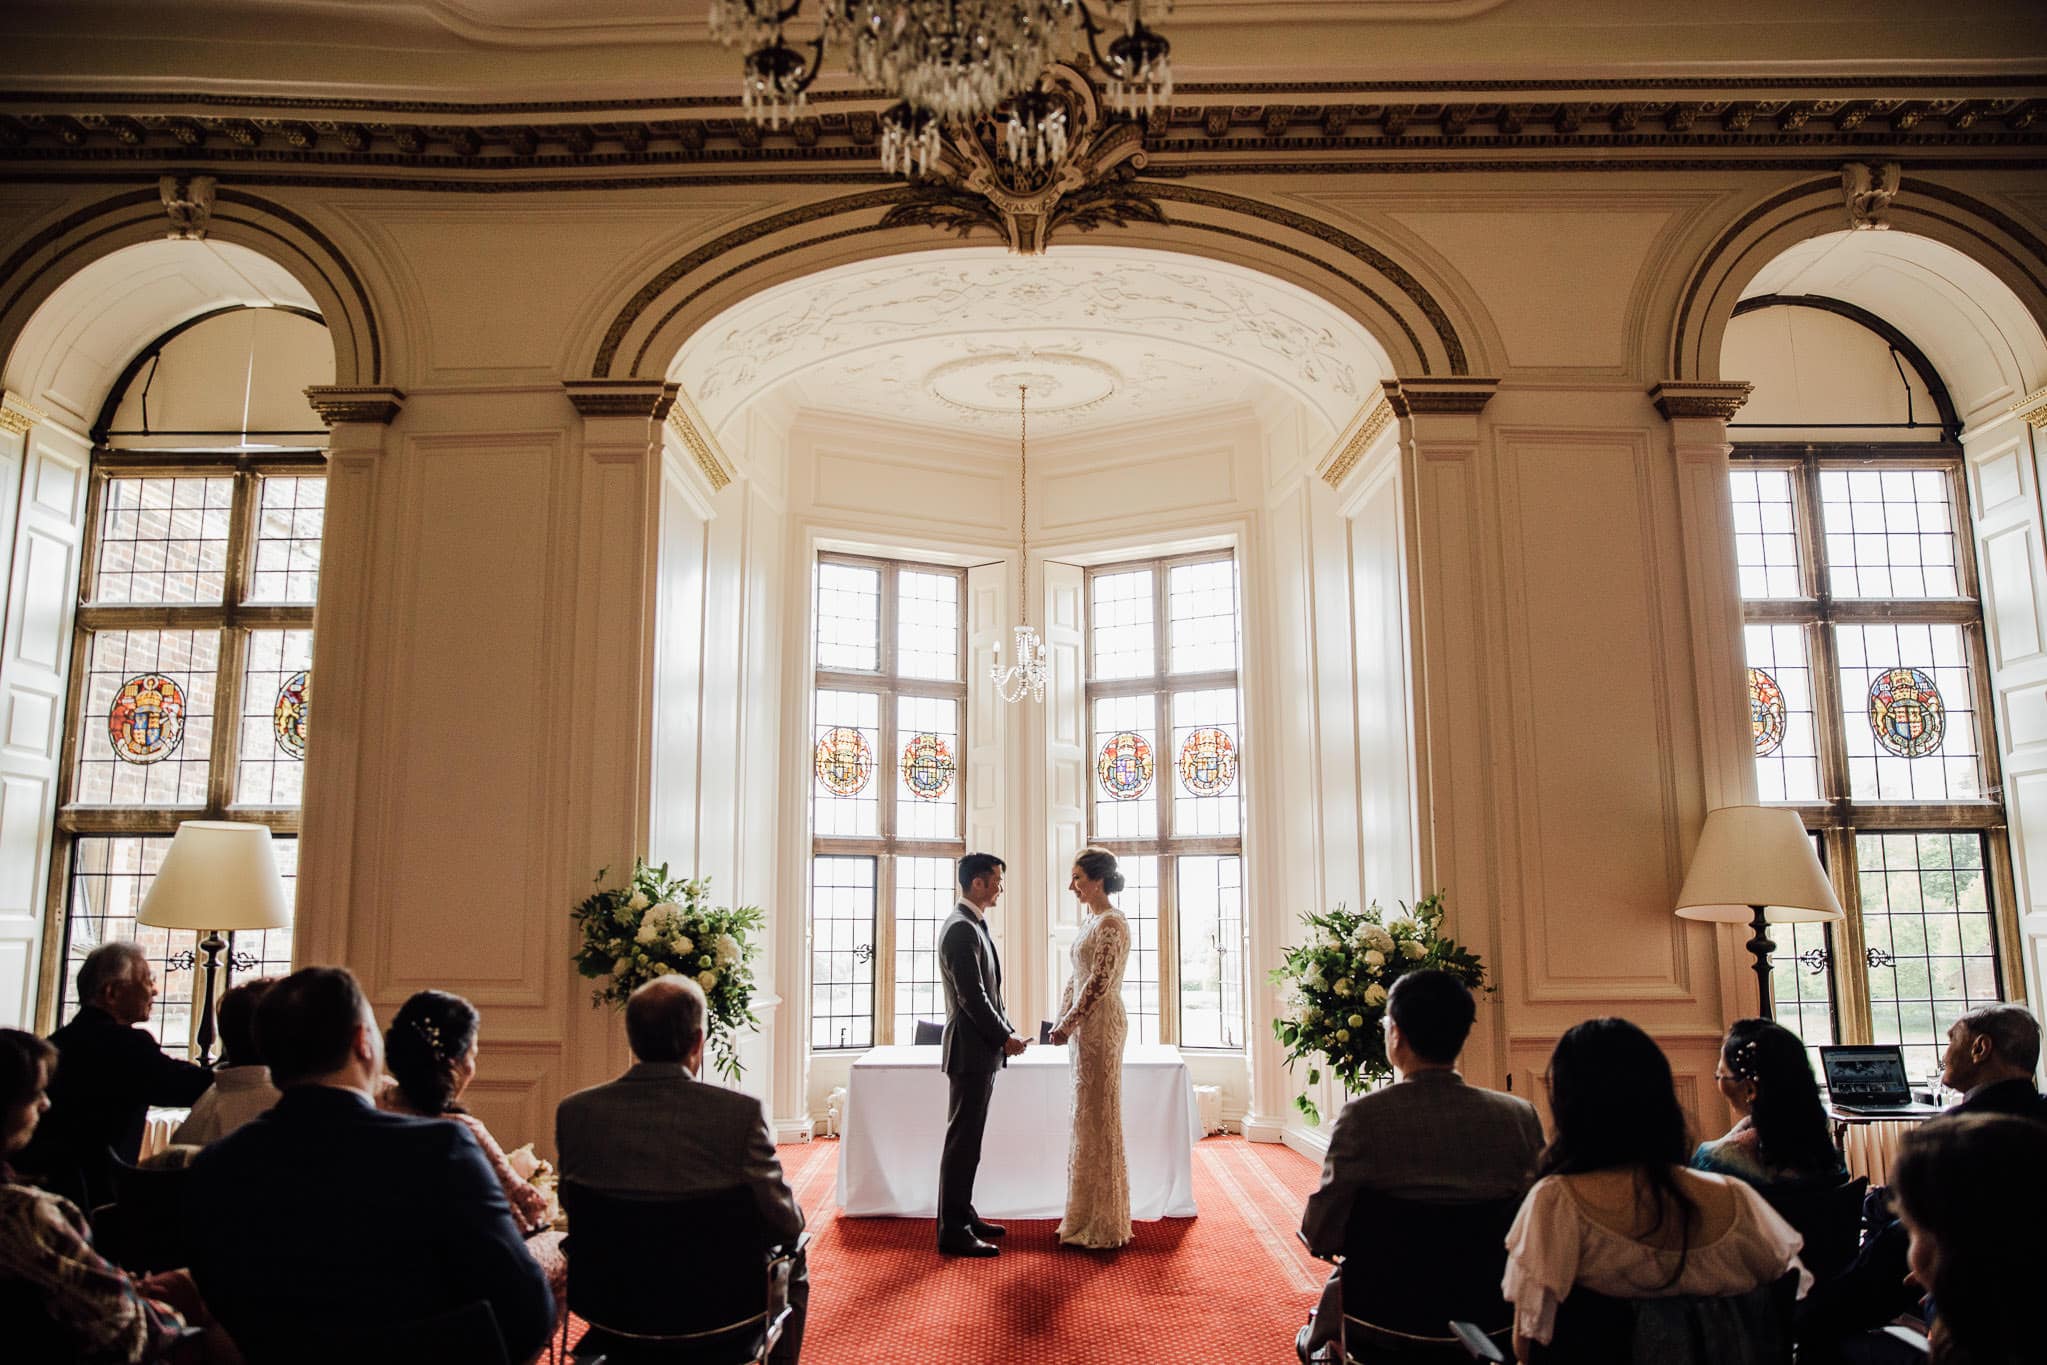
top-left (1056, 914), bottom-right (1129, 1036)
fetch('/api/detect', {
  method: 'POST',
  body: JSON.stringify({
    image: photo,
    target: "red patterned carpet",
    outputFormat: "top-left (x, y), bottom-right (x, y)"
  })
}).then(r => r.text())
top-left (778, 1134), bottom-right (1327, 1365)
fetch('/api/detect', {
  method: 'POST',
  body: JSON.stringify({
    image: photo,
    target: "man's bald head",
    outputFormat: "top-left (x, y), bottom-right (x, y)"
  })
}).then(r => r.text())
top-left (624, 974), bottom-right (706, 1064)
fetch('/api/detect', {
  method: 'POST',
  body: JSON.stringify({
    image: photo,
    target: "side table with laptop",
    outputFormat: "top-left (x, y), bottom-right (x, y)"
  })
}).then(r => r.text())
top-left (1820, 1044), bottom-right (1944, 1186)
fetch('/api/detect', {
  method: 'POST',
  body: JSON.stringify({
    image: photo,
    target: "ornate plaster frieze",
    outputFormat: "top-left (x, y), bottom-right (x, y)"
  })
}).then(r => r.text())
top-left (304, 385), bottom-right (405, 425)
top-left (0, 390), bottom-right (48, 437)
top-left (671, 245), bottom-right (1375, 437)
top-left (2010, 384), bottom-right (2047, 431)
top-left (1650, 380), bottom-right (1755, 422)
top-left (1381, 376), bottom-right (1498, 417)
top-left (565, 379), bottom-right (679, 420)
top-left (1320, 394), bottom-right (1396, 489)
top-left (665, 401), bottom-right (732, 492)
top-left (0, 91), bottom-right (2037, 178)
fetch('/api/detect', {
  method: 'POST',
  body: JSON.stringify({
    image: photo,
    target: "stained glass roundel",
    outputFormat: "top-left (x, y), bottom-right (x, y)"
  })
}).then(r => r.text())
top-left (274, 670), bottom-right (310, 760)
top-left (815, 726), bottom-right (874, 796)
top-left (1096, 731), bottom-right (1155, 800)
top-left (1868, 667), bottom-right (1946, 759)
top-left (1177, 726), bottom-right (1238, 795)
top-left (108, 674), bottom-right (187, 764)
top-left (1749, 668), bottom-right (1786, 758)
top-left (900, 732), bottom-right (956, 800)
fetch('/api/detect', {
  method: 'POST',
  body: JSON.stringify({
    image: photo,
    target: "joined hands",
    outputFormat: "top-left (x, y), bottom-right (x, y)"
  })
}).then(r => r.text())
top-left (1003, 1034), bottom-right (1029, 1057)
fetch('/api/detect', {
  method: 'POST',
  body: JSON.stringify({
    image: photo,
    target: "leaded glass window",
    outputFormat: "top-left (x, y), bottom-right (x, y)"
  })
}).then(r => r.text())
top-left (1732, 448), bottom-right (2015, 1085)
top-left (1084, 551), bottom-right (1245, 1049)
top-left (810, 554), bottom-right (966, 1048)
top-left (51, 457), bottom-right (323, 1049)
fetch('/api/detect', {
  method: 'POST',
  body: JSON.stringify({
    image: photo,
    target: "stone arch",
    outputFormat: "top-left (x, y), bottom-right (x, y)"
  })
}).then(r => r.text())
top-left (1666, 175), bottom-right (2047, 396)
top-left (0, 187), bottom-right (384, 418)
top-left (582, 183), bottom-right (1487, 384)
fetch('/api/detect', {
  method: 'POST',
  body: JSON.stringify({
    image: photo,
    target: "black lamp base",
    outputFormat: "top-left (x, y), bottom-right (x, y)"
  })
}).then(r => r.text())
top-left (1744, 904), bottom-right (1776, 1021)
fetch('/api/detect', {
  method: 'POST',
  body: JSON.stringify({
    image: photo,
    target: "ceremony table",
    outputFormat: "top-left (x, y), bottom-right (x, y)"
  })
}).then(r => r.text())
top-left (836, 1043), bottom-right (1200, 1219)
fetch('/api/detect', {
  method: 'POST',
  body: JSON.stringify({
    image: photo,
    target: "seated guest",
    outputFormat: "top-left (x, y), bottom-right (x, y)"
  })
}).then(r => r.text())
top-left (1891, 1113), bottom-right (2046, 1365)
top-left (0, 1028), bottom-right (232, 1364)
top-left (379, 989), bottom-right (566, 1307)
top-left (1940, 1004), bottom-right (2047, 1119)
top-left (20, 942), bottom-right (212, 1208)
top-left (557, 975), bottom-right (807, 1364)
top-left (171, 979), bottom-right (279, 1147)
top-left (1294, 969), bottom-right (1545, 1364)
top-left (1693, 1018), bottom-right (1848, 1189)
top-left (1504, 1018), bottom-right (1810, 1363)
top-left (187, 967), bottom-right (551, 1364)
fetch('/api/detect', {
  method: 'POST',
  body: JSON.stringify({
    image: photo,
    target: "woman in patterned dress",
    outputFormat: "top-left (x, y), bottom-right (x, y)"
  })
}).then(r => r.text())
top-left (1050, 846), bottom-right (1133, 1249)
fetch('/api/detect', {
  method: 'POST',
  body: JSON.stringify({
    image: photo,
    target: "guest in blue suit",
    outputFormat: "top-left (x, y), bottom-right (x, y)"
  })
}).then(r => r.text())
top-left (186, 966), bottom-right (552, 1363)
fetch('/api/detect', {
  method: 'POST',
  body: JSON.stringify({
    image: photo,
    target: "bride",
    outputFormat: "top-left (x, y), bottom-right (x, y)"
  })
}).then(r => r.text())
top-left (1049, 845), bottom-right (1132, 1249)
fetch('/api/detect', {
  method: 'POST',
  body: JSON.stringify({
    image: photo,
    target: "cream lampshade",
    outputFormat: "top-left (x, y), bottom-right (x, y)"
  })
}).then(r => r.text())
top-left (138, 821), bottom-right (291, 1065)
top-left (1675, 805), bottom-right (1843, 1018)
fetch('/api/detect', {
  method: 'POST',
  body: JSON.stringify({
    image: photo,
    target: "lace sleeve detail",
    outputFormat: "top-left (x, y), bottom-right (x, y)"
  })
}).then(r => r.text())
top-left (1057, 914), bottom-right (1129, 1035)
top-left (456, 1113), bottom-right (551, 1233)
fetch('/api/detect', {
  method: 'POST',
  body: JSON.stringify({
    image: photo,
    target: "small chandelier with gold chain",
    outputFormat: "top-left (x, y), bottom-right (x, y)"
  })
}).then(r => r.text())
top-left (990, 384), bottom-right (1049, 705)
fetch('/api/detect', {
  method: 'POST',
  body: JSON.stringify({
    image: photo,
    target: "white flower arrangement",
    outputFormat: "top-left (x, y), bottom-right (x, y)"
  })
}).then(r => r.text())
top-left (1269, 893), bottom-right (1490, 1123)
top-left (571, 860), bottom-right (764, 1083)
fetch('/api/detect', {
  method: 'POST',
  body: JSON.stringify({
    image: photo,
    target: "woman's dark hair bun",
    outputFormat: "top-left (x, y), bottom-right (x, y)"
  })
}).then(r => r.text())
top-left (1075, 845), bottom-right (1124, 895)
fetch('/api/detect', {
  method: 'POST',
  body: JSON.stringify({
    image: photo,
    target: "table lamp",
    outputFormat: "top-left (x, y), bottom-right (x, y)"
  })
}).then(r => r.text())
top-left (1675, 805), bottom-right (1843, 1019)
top-left (137, 821), bottom-right (291, 1067)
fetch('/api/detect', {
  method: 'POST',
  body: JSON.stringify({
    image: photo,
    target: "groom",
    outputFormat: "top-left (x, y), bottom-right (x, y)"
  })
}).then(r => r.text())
top-left (936, 851), bottom-right (1029, 1257)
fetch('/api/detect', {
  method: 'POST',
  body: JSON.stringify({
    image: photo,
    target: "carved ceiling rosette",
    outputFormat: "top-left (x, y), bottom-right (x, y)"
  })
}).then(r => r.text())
top-left (880, 63), bottom-right (1162, 256)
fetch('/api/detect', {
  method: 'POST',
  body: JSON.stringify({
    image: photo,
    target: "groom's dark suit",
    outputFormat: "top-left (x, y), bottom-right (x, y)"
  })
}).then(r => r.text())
top-left (937, 897), bottom-right (1014, 1245)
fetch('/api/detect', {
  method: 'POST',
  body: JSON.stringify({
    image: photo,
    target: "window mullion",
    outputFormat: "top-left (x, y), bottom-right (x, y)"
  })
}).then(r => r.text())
top-left (1159, 853), bottom-right (1179, 1046)
top-left (1824, 826), bottom-right (1872, 1044)
top-left (876, 852), bottom-right (898, 1045)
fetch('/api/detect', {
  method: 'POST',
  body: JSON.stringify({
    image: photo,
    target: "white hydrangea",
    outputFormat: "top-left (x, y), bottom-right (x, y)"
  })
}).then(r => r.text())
top-left (1361, 925), bottom-right (1396, 954)
top-left (635, 919), bottom-right (663, 946)
top-left (1401, 939), bottom-right (1428, 960)
top-left (1362, 948), bottom-right (1386, 968)
top-left (717, 934), bottom-right (741, 966)
top-left (1362, 983), bottom-right (1389, 1007)
top-left (674, 934), bottom-right (694, 955)
top-left (1387, 918), bottom-right (1418, 939)
top-left (627, 890), bottom-right (651, 911)
top-left (697, 969), bottom-right (719, 991)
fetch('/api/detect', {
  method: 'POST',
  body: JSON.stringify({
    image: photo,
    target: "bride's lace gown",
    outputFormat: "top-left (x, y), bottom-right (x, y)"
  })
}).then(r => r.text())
top-left (1054, 907), bottom-right (1132, 1249)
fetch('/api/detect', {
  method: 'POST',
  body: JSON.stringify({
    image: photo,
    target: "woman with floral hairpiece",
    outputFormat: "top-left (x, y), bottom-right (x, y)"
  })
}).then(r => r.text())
top-left (380, 990), bottom-right (566, 1310)
top-left (1692, 1018), bottom-right (1847, 1192)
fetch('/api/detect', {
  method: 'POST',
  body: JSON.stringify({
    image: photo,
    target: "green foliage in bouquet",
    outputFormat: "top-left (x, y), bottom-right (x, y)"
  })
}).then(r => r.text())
top-left (571, 860), bottom-right (764, 1084)
top-left (1268, 892), bottom-right (1489, 1124)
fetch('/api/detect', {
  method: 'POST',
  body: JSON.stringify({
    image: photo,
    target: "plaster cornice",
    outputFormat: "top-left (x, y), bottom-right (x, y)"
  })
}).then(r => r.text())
top-left (0, 87), bottom-right (2038, 181)
top-left (1651, 380), bottom-right (1755, 422)
top-left (2010, 384), bottom-right (2047, 431)
top-left (1320, 395), bottom-right (1397, 489)
top-left (0, 390), bottom-right (49, 437)
top-left (565, 379), bottom-right (678, 420)
top-left (305, 385), bottom-right (404, 425)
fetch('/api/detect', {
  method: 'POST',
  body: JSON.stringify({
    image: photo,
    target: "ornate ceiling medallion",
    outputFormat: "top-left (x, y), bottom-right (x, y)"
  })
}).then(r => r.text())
top-left (881, 63), bottom-right (1160, 255)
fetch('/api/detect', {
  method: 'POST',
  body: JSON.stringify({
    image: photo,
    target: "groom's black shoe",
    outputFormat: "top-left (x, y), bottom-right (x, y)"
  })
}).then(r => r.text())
top-left (938, 1233), bottom-right (999, 1257)
top-left (969, 1218), bottom-right (1007, 1240)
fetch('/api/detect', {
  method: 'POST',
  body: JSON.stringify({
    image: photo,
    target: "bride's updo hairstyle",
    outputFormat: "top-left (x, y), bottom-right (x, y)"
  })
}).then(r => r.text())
top-left (1074, 845), bottom-right (1126, 895)
top-left (385, 989), bottom-right (480, 1115)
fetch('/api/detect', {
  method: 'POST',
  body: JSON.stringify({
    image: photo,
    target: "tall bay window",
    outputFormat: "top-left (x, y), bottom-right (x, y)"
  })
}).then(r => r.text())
top-left (810, 554), bottom-right (967, 1049)
top-left (52, 457), bottom-right (320, 1046)
top-left (1734, 450), bottom-right (2014, 1079)
top-left (1085, 551), bottom-right (1244, 1048)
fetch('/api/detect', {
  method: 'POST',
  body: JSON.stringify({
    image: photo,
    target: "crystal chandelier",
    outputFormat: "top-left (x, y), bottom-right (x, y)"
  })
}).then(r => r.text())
top-left (991, 385), bottom-right (1048, 705)
top-left (707, 0), bottom-right (1173, 173)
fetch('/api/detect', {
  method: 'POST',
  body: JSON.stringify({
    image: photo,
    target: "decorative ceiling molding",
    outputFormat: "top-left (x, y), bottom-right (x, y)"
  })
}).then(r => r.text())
top-left (564, 378), bottom-right (679, 420)
top-left (665, 400), bottom-right (733, 491)
top-left (1319, 393), bottom-right (1395, 489)
top-left (1650, 380), bottom-right (1755, 422)
top-left (2010, 384), bottom-right (2047, 431)
top-left (0, 389), bottom-right (48, 436)
top-left (1381, 376), bottom-right (1498, 417)
top-left (0, 93), bottom-right (2037, 177)
top-left (159, 173), bottom-right (215, 240)
top-left (304, 385), bottom-right (405, 425)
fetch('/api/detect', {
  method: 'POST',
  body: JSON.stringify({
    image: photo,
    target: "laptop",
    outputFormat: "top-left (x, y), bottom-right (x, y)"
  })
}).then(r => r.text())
top-left (1819, 1044), bottom-right (1944, 1117)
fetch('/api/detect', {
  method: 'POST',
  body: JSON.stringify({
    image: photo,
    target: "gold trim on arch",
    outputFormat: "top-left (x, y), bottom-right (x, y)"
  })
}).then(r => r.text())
top-left (0, 390), bottom-right (47, 436)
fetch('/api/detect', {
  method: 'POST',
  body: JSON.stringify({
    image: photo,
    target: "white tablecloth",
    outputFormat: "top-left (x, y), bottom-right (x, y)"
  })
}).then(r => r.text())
top-left (836, 1043), bottom-right (1200, 1220)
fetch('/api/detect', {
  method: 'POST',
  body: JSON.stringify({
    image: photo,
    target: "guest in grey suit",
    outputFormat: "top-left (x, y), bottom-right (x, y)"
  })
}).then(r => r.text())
top-left (936, 852), bottom-right (1029, 1257)
top-left (557, 975), bottom-right (808, 1363)
top-left (1296, 970), bottom-right (1545, 1365)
